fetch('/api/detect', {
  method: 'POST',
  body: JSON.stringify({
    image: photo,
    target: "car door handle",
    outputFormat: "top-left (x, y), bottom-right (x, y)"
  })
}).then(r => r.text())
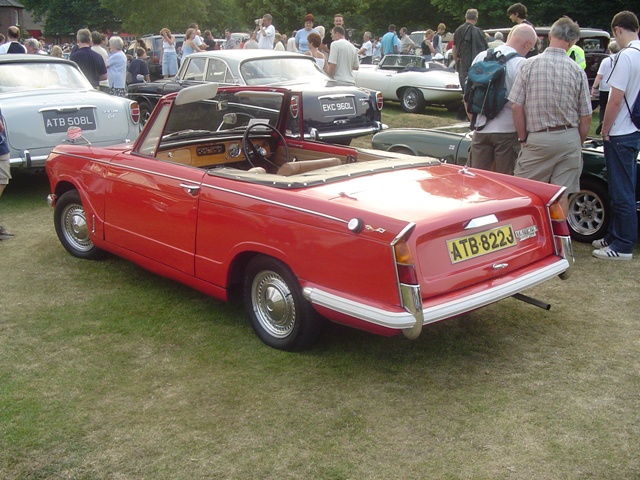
top-left (179, 183), bottom-right (200, 196)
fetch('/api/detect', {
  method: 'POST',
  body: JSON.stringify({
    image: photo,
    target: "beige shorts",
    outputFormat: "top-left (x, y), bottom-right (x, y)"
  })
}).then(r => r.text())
top-left (514, 129), bottom-right (582, 195)
top-left (0, 153), bottom-right (11, 184)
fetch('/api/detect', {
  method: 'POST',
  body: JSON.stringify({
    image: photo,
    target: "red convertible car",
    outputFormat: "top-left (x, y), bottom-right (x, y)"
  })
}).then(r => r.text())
top-left (46, 83), bottom-right (573, 351)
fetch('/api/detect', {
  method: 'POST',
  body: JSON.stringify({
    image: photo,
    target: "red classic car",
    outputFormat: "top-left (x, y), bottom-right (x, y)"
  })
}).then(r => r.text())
top-left (46, 83), bottom-right (573, 351)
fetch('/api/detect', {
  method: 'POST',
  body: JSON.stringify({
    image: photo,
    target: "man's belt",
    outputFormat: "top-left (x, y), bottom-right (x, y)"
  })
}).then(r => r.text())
top-left (533, 125), bottom-right (574, 133)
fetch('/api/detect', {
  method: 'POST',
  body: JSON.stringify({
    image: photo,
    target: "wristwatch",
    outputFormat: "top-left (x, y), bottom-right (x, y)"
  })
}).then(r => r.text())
top-left (518, 137), bottom-right (527, 143)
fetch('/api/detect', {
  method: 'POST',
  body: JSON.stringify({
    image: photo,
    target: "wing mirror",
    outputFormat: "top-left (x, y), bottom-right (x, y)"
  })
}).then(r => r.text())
top-left (65, 126), bottom-right (91, 145)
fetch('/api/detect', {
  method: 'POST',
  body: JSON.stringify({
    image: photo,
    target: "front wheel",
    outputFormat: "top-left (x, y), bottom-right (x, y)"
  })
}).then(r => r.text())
top-left (243, 256), bottom-right (323, 351)
top-left (54, 190), bottom-right (105, 259)
top-left (567, 177), bottom-right (610, 243)
top-left (400, 87), bottom-right (426, 113)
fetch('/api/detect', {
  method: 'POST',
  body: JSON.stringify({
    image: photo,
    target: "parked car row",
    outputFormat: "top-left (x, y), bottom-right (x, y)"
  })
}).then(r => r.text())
top-left (126, 49), bottom-right (385, 145)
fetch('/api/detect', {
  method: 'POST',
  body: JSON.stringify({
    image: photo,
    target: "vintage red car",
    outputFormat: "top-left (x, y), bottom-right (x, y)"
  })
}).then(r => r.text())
top-left (46, 83), bottom-right (573, 351)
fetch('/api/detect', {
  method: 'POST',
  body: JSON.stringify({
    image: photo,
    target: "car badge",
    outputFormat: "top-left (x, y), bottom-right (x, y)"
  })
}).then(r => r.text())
top-left (515, 225), bottom-right (538, 241)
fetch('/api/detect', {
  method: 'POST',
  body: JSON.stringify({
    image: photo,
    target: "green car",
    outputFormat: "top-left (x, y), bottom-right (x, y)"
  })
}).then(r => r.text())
top-left (372, 125), bottom-right (640, 243)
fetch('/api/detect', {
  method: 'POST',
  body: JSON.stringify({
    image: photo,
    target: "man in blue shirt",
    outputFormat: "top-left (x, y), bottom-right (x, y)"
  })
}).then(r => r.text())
top-left (381, 24), bottom-right (400, 58)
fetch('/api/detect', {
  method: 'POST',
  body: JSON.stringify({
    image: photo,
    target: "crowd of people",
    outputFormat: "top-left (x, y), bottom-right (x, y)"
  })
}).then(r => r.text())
top-left (1, 9), bottom-right (639, 260)
top-left (456, 5), bottom-right (639, 261)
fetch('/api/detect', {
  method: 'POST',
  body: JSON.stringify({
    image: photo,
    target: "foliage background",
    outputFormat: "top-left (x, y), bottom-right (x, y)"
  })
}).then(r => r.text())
top-left (20, 0), bottom-right (630, 39)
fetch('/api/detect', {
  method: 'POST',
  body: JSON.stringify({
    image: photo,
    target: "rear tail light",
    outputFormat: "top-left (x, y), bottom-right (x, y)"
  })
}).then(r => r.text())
top-left (376, 91), bottom-right (384, 110)
top-left (394, 239), bottom-right (418, 285)
top-left (548, 199), bottom-right (574, 269)
top-left (130, 101), bottom-right (140, 124)
top-left (391, 224), bottom-right (425, 339)
top-left (549, 202), bottom-right (570, 236)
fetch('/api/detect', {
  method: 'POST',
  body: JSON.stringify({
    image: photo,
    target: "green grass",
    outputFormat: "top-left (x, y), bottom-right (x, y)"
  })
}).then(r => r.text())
top-left (1, 116), bottom-right (639, 479)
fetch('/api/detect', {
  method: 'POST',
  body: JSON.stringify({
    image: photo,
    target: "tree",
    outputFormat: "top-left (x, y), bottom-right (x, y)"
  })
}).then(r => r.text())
top-left (100, 0), bottom-right (209, 34)
top-left (21, 0), bottom-right (120, 35)
top-left (428, 0), bottom-right (625, 31)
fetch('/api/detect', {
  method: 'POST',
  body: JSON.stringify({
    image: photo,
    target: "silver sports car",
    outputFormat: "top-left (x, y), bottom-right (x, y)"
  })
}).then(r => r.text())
top-left (354, 55), bottom-right (462, 113)
top-left (1, 55), bottom-right (140, 169)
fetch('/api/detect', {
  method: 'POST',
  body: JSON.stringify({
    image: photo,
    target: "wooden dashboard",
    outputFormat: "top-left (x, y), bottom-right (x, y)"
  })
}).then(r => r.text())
top-left (155, 139), bottom-right (272, 168)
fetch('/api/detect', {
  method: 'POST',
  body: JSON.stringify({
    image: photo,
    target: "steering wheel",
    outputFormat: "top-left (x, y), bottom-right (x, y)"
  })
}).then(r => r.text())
top-left (241, 123), bottom-right (290, 170)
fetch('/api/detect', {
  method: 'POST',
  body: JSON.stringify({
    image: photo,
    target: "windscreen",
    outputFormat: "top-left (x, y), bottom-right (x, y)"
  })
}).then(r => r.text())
top-left (0, 62), bottom-right (93, 91)
top-left (239, 57), bottom-right (328, 85)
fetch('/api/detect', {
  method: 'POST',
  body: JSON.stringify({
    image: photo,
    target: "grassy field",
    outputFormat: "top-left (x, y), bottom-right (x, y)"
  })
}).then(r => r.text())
top-left (1, 106), bottom-right (638, 479)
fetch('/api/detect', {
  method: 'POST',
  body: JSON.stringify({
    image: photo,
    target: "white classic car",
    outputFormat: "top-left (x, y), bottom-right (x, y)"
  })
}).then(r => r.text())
top-left (354, 54), bottom-right (462, 113)
top-left (0, 55), bottom-right (141, 170)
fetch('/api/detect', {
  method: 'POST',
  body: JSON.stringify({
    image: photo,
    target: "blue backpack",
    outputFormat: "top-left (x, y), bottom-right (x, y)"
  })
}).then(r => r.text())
top-left (463, 48), bottom-right (520, 131)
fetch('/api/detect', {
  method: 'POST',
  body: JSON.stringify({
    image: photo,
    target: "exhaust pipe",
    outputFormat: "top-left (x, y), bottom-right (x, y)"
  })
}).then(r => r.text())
top-left (512, 293), bottom-right (551, 310)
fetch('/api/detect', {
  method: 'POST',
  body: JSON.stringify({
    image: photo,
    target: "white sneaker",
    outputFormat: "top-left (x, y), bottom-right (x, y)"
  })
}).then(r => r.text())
top-left (591, 238), bottom-right (609, 248)
top-left (592, 246), bottom-right (633, 260)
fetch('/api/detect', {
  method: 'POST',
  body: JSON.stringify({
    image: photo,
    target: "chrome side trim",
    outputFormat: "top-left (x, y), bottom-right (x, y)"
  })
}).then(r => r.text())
top-left (303, 258), bottom-right (569, 332)
top-left (305, 125), bottom-right (382, 140)
top-left (38, 105), bottom-right (97, 113)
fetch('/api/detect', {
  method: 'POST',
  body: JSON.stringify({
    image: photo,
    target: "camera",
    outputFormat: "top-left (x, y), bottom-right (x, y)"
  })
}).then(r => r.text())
top-left (255, 19), bottom-right (261, 25)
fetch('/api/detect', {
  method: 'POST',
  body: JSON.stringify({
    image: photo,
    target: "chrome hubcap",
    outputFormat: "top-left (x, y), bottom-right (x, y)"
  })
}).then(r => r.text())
top-left (251, 271), bottom-right (296, 338)
top-left (62, 204), bottom-right (93, 252)
top-left (404, 90), bottom-right (417, 109)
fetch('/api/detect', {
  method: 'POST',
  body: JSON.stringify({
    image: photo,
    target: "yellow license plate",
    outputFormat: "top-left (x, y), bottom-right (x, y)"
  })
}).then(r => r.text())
top-left (447, 225), bottom-right (516, 263)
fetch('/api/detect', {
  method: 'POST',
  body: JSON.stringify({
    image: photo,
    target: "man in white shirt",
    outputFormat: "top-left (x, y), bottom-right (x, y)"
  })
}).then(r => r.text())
top-left (467, 24), bottom-right (537, 175)
top-left (327, 26), bottom-right (359, 85)
top-left (0, 26), bottom-right (26, 54)
top-left (256, 14), bottom-right (276, 50)
top-left (358, 32), bottom-right (373, 64)
top-left (593, 10), bottom-right (640, 260)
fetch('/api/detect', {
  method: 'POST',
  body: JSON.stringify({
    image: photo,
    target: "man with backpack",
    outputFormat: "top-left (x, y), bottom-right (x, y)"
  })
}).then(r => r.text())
top-left (466, 24), bottom-right (537, 174)
top-left (593, 11), bottom-right (640, 261)
top-left (509, 17), bottom-right (591, 216)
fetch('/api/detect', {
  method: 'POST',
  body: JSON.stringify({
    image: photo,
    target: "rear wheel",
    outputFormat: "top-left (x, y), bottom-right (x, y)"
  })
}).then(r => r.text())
top-left (243, 256), bottom-right (323, 351)
top-left (54, 190), bottom-right (105, 259)
top-left (567, 177), bottom-right (610, 243)
top-left (400, 87), bottom-right (426, 113)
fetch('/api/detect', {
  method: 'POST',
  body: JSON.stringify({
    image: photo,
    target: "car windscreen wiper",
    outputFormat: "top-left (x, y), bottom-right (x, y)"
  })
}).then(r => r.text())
top-left (162, 129), bottom-right (215, 140)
